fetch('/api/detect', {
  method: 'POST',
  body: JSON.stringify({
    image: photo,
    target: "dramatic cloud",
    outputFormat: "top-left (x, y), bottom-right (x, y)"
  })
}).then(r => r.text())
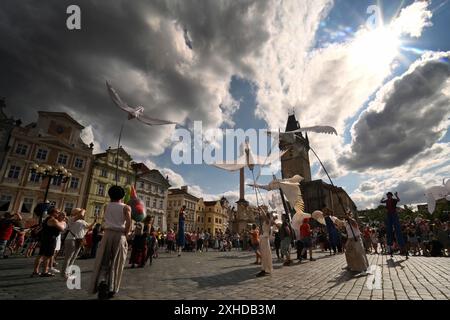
top-left (340, 52), bottom-right (450, 171)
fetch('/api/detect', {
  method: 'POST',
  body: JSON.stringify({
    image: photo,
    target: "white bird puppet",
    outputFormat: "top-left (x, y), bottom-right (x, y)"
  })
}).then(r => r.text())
top-left (106, 81), bottom-right (178, 126)
top-left (268, 126), bottom-right (338, 145)
top-left (425, 178), bottom-right (450, 214)
top-left (212, 140), bottom-right (287, 172)
top-left (248, 175), bottom-right (305, 214)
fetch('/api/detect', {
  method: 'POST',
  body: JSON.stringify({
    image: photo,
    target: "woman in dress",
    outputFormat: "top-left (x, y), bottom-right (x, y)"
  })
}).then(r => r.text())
top-left (177, 205), bottom-right (186, 257)
top-left (256, 210), bottom-right (274, 277)
top-left (344, 211), bottom-right (369, 273)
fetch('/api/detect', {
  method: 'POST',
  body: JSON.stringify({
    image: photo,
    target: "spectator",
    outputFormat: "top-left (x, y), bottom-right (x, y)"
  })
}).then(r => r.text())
top-left (279, 215), bottom-right (293, 266)
top-left (129, 222), bottom-right (147, 268)
top-left (31, 208), bottom-right (66, 277)
top-left (299, 218), bottom-right (315, 262)
top-left (0, 212), bottom-right (22, 258)
top-left (62, 208), bottom-right (96, 278)
top-left (249, 224), bottom-right (261, 265)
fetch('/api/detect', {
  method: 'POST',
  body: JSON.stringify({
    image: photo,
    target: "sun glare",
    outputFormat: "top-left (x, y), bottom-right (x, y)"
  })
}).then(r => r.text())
top-left (350, 27), bottom-right (401, 73)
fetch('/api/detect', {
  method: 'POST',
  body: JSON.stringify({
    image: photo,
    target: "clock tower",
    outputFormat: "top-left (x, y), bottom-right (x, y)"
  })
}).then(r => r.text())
top-left (279, 112), bottom-right (312, 182)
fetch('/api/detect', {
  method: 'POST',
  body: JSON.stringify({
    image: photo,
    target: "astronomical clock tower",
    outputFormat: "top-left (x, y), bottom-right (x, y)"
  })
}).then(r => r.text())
top-left (279, 112), bottom-right (312, 182)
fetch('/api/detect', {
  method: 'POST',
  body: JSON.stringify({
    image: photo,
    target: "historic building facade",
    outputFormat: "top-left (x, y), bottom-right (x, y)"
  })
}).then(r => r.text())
top-left (132, 162), bottom-right (170, 231)
top-left (280, 112), bottom-right (356, 217)
top-left (167, 186), bottom-right (199, 233)
top-left (84, 147), bottom-right (135, 223)
top-left (200, 197), bottom-right (230, 235)
top-left (0, 98), bottom-right (18, 171)
top-left (0, 111), bottom-right (94, 222)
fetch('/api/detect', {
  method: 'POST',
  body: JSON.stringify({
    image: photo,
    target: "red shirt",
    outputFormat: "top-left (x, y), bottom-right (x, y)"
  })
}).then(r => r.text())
top-left (300, 223), bottom-right (311, 238)
top-left (0, 219), bottom-right (14, 241)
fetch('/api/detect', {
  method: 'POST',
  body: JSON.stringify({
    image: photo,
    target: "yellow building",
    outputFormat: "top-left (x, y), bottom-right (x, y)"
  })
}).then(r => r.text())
top-left (167, 186), bottom-right (199, 233)
top-left (0, 111), bottom-right (94, 224)
top-left (200, 197), bottom-right (230, 236)
top-left (85, 147), bottom-right (135, 223)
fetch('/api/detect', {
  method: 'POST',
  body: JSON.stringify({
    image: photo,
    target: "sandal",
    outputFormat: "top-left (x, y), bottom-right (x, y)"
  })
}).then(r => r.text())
top-left (40, 272), bottom-right (55, 277)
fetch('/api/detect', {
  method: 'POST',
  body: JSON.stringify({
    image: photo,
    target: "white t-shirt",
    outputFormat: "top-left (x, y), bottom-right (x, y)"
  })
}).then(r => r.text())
top-left (66, 218), bottom-right (89, 240)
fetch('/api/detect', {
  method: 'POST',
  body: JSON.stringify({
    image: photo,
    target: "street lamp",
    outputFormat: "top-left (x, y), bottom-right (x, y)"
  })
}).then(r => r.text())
top-left (30, 163), bottom-right (72, 224)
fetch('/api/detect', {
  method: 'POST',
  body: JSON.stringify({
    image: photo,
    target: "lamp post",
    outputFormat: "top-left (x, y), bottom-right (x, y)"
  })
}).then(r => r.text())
top-left (30, 163), bottom-right (72, 224)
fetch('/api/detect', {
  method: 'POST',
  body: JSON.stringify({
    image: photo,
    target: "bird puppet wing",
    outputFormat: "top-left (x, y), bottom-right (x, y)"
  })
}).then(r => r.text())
top-left (289, 126), bottom-right (338, 135)
top-left (137, 113), bottom-right (178, 126)
top-left (106, 81), bottom-right (136, 114)
top-left (312, 210), bottom-right (326, 225)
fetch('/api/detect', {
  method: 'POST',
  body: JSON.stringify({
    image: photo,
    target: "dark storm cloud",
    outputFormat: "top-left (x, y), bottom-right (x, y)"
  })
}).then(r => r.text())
top-left (340, 53), bottom-right (450, 171)
top-left (389, 180), bottom-right (427, 206)
top-left (0, 0), bottom-right (271, 156)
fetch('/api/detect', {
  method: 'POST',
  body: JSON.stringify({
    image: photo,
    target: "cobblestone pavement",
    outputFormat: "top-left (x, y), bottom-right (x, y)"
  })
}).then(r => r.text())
top-left (0, 249), bottom-right (449, 300)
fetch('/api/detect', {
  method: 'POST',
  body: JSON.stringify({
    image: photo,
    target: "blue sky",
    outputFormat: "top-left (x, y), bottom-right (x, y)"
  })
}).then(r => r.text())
top-left (146, 0), bottom-right (450, 207)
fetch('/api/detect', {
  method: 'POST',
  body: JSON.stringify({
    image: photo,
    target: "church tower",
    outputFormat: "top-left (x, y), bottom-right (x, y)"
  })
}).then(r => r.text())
top-left (280, 112), bottom-right (312, 182)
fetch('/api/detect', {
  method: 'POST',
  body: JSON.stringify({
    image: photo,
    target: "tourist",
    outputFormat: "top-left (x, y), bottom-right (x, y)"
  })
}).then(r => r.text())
top-left (91, 223), bottom-right (103, 258)
top-left (50, 214), bottom-right (65, 274)
top-left (370, 229), bottom-right (379, 254)
top-left (273, 229), bottom-right (281, 261)
top-left (89, 186), bottom-right (132, 300)
top-left (146, 226), bottom-right (157, 265)
top-left (249, 224), bottom-right (261, 264)
top-left (256, 210), bottom-right (273, 277)
top-left (381, 192), bottom-right (408, 258)
top-left (363, 226), bottom-right (372, 254)
top-left (129, 222), bottom-right (147, 268)
top-left (323, 208), bottom-right (339, 255)
top-left (204, 231), bottom-right (210, 252)
top-left (166, 228), bottom-right (175, 253)
top-left (343, 211), bottom-right (369, 273)
top-left (0, 212), bottom-right (22, 258)
top-left (299, 218), bottom-right (315, 262)
top-left (177, 205), bottom-right (186, 257)
top-left (279, 215), bottom-right (293, 266)
top-left (31, 208), bottom-right (66, 277)
top-left (197, 230), bottom-right (204, 252)
top-left (62, 208), bottom-right (96, 278)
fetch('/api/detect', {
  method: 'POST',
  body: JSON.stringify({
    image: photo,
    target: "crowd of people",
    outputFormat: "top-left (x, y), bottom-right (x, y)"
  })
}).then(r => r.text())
top-left (0, 188), bottom-right (449, 298)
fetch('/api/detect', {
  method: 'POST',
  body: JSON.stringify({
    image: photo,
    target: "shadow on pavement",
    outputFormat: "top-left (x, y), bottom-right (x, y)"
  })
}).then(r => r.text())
top-left (167, 267), bottom-right (260, 288)
top-left (387, 258), bottom-right (406, 269)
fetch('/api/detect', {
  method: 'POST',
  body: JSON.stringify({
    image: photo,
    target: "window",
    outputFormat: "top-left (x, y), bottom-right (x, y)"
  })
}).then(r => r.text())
top-left (208, 217), bottom-right (211, 223)
top-left (100, 168), bottom-right (108, 178)
top-left (29, 172), bottom-right (40, 183)
top-left (97, 184), bottom-right (105, 196)
top-left (15, 144), bottom-right (28, 156)
top-left (219, 219), bottom-right (222, 224)
top-left (215, 218), bottom-right (218, 223)
top-left (57, 153), bottom-right (68, 165)
top-left (52, 176), bottom-right (62, 186)
top-left (69, 177), bottom-right (79, 189)
top-left (74, 158), bottom-right (84, 169)
top-left (126, 176), bottom-right (131, 184)
top-left (178, 200), bottom-right (181, 206)
top-left (158, 217), bottom-right (162, 226)
top-left (159, 200), bottom-right (163, 209)
top-left (139, 181), bottom-right (145, 189)
top-left (197, 217), bottom-right (200, 222)
top-left (36, 148), bottom-right (48, 161)
top-left (0, 195), bottom-right (12, 211)
top-left (94, 205), bottom-right (102, 217)
top-left (7, 165), bottom-right (21, 179)
top-left (152, 198), bottom-right (157, 208)
top-left (168, 201), bottom-right (172, 208)
top-left (114, 173), bottom-right (120, 182)
top-left (119, 160), bottom-right (124, 167)
top-left (146, 199), bottom-right (151, 207)
top-left (21, 198), bottom-right (34, 213)
top-left (64, 202), bottom-right (74, 215)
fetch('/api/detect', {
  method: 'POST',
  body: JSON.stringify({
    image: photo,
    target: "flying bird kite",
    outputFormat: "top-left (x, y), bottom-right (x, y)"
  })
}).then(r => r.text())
top-left (212, 140), bottom-right (287, 172)
top-left (248, 175), bottom-right (305, 214)
top-left (425, 178), bottom-right (450, 214)
top-left (106, 81), bottom-right (177, 126)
